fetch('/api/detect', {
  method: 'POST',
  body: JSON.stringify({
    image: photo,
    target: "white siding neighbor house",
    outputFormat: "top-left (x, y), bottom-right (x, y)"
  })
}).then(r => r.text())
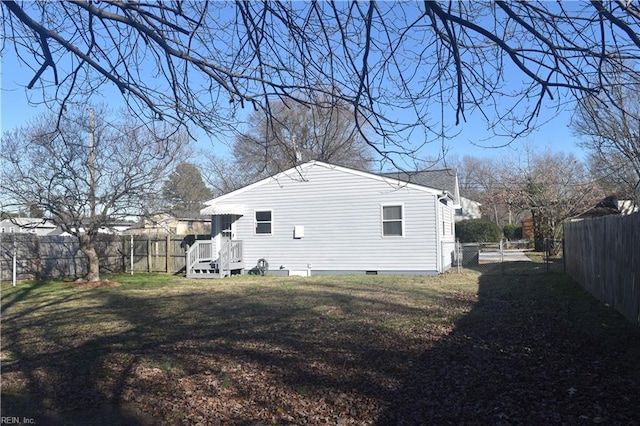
top-left (0, 218), bottom-right (58, 235)
top-left (187, 161), bottom-right (456, 278)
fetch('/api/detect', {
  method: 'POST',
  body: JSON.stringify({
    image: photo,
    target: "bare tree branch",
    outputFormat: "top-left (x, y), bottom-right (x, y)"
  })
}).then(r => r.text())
top-left (4, 1), bottom-right (640, 163)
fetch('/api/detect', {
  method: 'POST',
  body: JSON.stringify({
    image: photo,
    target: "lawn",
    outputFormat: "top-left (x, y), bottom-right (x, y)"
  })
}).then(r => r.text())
top-left (2, 271), bottom-right (639, 425)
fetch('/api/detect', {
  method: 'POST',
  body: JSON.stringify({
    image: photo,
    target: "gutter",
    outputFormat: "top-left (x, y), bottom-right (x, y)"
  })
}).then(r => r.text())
top-left (435, 192), bottom-right (449, 274)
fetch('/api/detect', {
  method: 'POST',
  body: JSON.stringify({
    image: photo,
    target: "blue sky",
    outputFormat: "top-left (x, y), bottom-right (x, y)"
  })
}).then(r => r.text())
top-left (1, 23), bottom-right (586, 168)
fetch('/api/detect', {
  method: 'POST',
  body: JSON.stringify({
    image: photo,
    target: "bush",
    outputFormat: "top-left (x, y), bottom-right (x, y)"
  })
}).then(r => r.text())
top-left (456, 219), bottom-right (503, 243)
top-left (503, 224), bottom-right (523, 240)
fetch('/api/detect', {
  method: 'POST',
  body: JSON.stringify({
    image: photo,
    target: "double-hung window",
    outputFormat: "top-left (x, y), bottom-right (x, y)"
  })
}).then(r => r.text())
top-left (255, 210), bottom-right (272, 235)
top-left (382, 205), bottom-right (403, 237)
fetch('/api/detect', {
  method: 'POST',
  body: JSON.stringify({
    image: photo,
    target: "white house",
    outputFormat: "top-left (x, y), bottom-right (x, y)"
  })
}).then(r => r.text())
top-left (0, 218), bottom-right (58, 235)
top-left (187, 161), bottom-right (456, 278)
top-left (457, 196), bottom-right (482, 222)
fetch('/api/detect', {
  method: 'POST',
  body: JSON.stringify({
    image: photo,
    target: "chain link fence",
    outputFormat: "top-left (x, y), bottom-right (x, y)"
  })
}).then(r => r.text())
top-left (454, 239), bottom-right (564, 275)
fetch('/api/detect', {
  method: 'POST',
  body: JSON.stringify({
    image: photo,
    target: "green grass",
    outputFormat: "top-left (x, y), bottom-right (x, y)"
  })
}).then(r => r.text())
top-left (2, 271), bottom-right (639, 424)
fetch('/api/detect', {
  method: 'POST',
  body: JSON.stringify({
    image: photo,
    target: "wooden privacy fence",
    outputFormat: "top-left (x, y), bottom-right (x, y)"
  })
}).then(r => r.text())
top-left (0, 234), bottom-right (209, 282)
top-left (564, 213), bottom-right (640, 325)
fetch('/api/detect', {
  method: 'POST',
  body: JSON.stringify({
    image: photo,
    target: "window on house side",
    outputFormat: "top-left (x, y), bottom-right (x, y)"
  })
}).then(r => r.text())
top-left (382, 205), bottom-right (403, 236)
top-left (255, 210), bottom-right (272, 234)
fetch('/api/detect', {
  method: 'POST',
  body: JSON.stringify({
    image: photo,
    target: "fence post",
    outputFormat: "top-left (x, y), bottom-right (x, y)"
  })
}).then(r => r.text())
top-left (500, 239), bottom-right (505, 275)
top-left (147, 236), bottom-right (152, 273)
top-left (130, 234), bottom-right (134, 275)
top-left (545, 239), bottom-right (550, 273)
top-left (166, 234), bottom-right (171, 274)
top-left (561, 238), bottom-right (566, 273)
top-left (12, 237), bottom-right (17, 287)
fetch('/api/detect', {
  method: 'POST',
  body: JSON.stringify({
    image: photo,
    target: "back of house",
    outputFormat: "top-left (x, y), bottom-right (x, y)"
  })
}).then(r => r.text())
top-left (195, 161), bottom-right (456, 277)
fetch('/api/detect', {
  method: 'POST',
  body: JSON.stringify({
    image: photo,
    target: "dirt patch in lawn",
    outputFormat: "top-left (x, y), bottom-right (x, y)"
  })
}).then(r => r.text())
top-left (64, 279), bottom-right (120, 288)
top-left (2, 273), bottom-right (639, 424)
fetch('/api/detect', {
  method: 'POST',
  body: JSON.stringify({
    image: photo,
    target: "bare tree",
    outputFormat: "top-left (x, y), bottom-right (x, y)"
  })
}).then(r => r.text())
top-left (201, 153), bottom-right (252, 197)
top-left (203, 98), bottom-right (374, 194)
top-left (450, 150), bottom-right (603, 246)
top-left (512, 150), bottom-right (603, 251)
top-left (572, 63), bottom-right (640, 203)
top-left (447, 155), bottom-right (521, 226)
top-left (233, 99), bottom-right (373, 182)
top-left (0, 107), bottom-right (189, 281)
top-left (5, 1), bottom-right (640, 165)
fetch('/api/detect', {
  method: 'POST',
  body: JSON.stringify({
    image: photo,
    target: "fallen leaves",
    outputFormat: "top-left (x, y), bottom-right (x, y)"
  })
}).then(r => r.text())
top-left (2, 274), bottom-right (640, 424)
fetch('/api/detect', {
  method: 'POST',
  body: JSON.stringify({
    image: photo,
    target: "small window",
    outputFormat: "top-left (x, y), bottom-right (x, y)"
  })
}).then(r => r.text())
top-left (255, 210), bottom-right (272, 234)
top-left (382, 205), bottom-right (403, 236)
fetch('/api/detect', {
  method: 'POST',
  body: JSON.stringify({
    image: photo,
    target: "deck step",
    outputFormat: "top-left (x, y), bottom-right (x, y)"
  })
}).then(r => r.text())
top-left (192, 261), bottom-right (219, 271)
top-left (188, 269), bottom-right (222, 278)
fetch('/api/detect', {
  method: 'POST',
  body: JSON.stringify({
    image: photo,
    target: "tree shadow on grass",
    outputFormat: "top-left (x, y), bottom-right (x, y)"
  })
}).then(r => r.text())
top-left (2, 274), bottom-right (640, 424)
top-left (1, 283), bottom-right (153, 425)
top-left (2, 280), bottom-right (436, 424)
top-left (375, 273), bottom-right (640, 424)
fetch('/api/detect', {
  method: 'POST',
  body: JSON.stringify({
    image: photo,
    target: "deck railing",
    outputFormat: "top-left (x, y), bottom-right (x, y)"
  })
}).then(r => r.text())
top-left (186, 239), bottom-right (243, 277)
top-left (186, 240), bottom-right (213, 274)
top-left (219, 240), bottom-right (243, 276)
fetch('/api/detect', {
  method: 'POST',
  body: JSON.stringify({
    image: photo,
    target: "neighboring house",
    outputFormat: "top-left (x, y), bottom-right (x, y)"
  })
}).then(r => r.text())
top-left (56, 218), bottom-right (135, 236)
top-left (128, 213), bottom-right (211, 235)
top-left (457, 196), bottom-right (483, 222)
top-left (617, 199), bottom-right (639, 215)
top-left (381, 169), bottom-right (481, 222)
top-left (571, 195), bottom-right (639, 221)
top-left (188, 161), bottom-right (457, 278)
top-left (0, 217), bottom-right (135, 236)
top-left (0, 218), bottom-right (58, 235)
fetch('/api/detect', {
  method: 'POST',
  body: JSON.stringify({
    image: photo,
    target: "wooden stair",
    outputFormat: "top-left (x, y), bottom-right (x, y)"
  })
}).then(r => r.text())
top-left (186, 239), bottom-right (244, 278)
top-left (190, 261), bottom-right (220, 277)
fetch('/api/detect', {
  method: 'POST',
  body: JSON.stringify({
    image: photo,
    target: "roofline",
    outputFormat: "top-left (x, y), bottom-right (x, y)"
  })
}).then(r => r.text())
top-left (202, 161), bottom-right (452, 210)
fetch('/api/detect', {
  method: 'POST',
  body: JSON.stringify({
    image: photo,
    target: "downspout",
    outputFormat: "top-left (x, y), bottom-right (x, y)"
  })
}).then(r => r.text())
top-left (435, 192), bottom-right (448, 274)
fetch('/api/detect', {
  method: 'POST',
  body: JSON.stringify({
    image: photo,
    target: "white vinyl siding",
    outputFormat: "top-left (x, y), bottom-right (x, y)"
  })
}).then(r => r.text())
top-left (439, 200), bottom-right (456, 272)
top-left (382, 205), bottom-right (404, 237)
top-left (216, 163), bottom-right (442, 273)
top-left (440, 203), bottom-right (454, 236)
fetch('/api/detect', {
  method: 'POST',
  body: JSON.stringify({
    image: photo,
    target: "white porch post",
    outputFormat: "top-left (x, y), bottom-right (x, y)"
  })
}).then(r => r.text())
top-left (212, 215), bottom-right (221, 257)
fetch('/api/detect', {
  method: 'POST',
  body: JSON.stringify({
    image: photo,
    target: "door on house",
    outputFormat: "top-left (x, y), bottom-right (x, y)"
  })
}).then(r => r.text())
top-left (220, 214), bottom-right (236, 248)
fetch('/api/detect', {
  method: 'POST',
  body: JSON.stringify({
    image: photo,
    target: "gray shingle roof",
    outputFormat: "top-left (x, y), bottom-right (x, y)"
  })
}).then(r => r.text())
top-left (381, 169), bottom-right (459, 200)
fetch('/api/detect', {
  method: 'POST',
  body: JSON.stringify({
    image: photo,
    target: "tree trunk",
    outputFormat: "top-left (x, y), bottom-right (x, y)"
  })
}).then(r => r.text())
top-left (79, 234), bottom-right (100, 281)
top-left (532, 209), bottom-right (546, 252)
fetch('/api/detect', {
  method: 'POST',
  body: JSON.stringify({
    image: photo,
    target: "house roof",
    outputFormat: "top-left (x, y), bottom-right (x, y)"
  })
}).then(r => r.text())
top-left (0, 217), bottom-right (57, 228)
top-left (381, 169), bottom-right (460, 205)
top-left (201, 161), bottom-right (454, 215)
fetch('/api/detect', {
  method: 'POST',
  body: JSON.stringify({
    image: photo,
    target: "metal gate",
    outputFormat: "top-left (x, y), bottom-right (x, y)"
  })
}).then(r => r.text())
top-left (455, 239), bottom-right (564, 275)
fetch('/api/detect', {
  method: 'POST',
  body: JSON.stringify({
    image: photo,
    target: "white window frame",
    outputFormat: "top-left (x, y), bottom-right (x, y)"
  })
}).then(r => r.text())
top-left (381, 204), bottom-right (404, 237)
top-left (254, 209), bottom-right (273, 235)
